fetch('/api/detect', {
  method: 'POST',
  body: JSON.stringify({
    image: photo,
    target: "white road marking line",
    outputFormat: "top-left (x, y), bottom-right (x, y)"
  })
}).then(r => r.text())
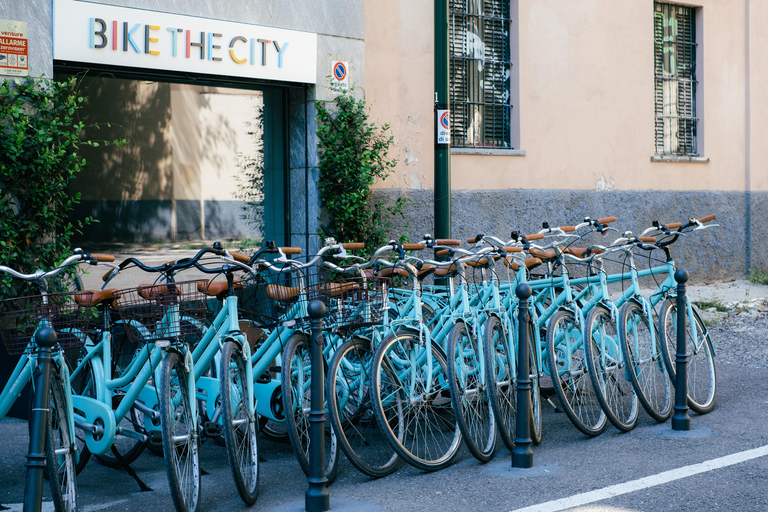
top-left (512, 444), bottom-right (768, 512)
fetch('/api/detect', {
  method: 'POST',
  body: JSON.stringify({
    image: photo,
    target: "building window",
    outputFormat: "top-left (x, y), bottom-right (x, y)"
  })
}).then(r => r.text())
top-left (654, 2), bottom-right (698, 156)
top-left (449, 0), bottom-right (512, 149)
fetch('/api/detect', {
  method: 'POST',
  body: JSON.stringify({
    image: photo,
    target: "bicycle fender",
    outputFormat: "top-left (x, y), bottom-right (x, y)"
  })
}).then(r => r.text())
top-left (71, 395), bottom-right (116, 455)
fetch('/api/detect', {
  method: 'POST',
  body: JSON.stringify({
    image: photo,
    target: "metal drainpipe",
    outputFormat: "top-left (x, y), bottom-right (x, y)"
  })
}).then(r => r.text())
top-left (435, 0), bottom-right (451, 240)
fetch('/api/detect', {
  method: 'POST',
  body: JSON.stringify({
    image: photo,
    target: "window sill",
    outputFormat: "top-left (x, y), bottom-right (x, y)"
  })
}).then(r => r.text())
top-left (651, 155), bottom-right (710, 163)
top-left (451, 148), bottom-right (526, 156)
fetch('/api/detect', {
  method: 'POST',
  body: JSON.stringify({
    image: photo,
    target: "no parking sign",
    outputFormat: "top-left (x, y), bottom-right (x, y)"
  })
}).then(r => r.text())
top-left (331, 61), bottom-right (349, 93)
top-left (437, 109), bottom-right (450, 144)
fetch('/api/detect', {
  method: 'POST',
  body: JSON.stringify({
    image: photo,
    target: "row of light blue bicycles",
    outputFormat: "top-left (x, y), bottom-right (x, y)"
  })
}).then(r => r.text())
top-left (0, 214), bottom-right (718, 512)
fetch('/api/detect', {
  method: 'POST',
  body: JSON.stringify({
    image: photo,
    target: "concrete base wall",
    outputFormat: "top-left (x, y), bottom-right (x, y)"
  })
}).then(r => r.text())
top-left (373, 188), bottom-right (767, 283)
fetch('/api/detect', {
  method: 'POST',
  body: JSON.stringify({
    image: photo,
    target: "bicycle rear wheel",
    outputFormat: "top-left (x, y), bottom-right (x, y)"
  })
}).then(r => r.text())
top-left (658, 298), bottom-right (717, 414)
top-left (281, 332), bottom-right (339, 482)
top-left (327, 337), bottom-right (399, 478)
top-left (584, 306), bottom-right (638, 431)
top-left (483, 315), bottom-right (515, 451)
top-left (370, 331), bottom-right (462, 471)
top-left (48, 373), bottom-right (78, 512)
top-left (545, 310), bottom-right (606, 436)
top-left (618, 301), bottom-right (672, 422)
top-left (159, 350), bottom-right (201, 512)
top-left (447, 321), bottom-right (496, 462)
top-left (220, 339), bottom-right (259, 505)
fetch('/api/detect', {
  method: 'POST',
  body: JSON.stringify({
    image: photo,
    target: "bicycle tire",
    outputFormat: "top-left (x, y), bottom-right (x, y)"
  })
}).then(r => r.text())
top-left (618, 301), bottom-right (672, 422)
top-left (370, 331), bottom-right (462, 471)
top-left (66, 349), bottom-right (93, 475)
top-left (483, 315), bottom-right (516, 451)
top-left (47, 374), bottom-right (78, 512)
top-left (326, 337), bottom-right (399, 478)
top-left (545, 309), bottom-right (607, 436)
top-left (159, 350), bottom-right (201, 512)
top-left (527, 321), bottom-right (543, 446)
top-left (220, 339), bottom-right (259, 505)
top-left (446, 321), bottom-right (496, 462)
top-left (658, 298), bottom-right (717, 414)
top-left (281, 332), bottom-right (339, 483)
top-left (584, 306), bottom-right (638, 431)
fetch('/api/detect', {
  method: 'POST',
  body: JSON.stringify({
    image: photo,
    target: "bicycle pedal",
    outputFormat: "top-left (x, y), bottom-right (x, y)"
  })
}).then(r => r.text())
top-left (545, 396), bottom-right (562, 413)
top-left (203, 421), bottom-right (223, 438)
top-left (256, 371), bottom-right (272, 384)
top-left (148, 430), bottom-right (163, 449)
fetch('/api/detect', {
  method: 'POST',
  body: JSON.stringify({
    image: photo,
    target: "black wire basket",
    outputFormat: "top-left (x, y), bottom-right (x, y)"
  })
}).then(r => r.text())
top-left (237, 265), bottom-right (313, 329)
top-left (0, 291), bottom-right (94, 355)
top-left (114, 280), bottom-right (208, 344)
top-left (309, 268), bottom-right (390, 332)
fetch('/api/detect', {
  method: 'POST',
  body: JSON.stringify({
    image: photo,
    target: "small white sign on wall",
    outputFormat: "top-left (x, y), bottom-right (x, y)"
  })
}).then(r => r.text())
top-left (437, 109), bottom-right (450, 145)
top-left (330, 61), bottom-right (349, 94)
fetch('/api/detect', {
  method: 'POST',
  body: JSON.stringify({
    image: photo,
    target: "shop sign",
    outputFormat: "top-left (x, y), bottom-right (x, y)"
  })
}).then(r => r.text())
top-left (53, 0), bottom-right (317, 84)
top-left (437, 109), bottom-right (450, 144)
top-left (0, 20), bottom-right (29, 77)
top-left (330, 61), bottom-right (349, 94)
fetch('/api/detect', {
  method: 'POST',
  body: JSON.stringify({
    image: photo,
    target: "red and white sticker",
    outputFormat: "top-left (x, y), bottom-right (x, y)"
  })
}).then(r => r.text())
top-left (0, 19), bottom-right (28, 77)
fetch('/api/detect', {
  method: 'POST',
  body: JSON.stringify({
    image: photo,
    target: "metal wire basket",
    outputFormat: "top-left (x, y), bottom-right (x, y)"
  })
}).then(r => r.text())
top-left (114, 280), bottom-right (208, 344)
top-left (310, 271), bottom-right (390, 331)
top-left (237, 266), bottom-right (312, 329)
top-left (0, 291), bottom-right (94, 355)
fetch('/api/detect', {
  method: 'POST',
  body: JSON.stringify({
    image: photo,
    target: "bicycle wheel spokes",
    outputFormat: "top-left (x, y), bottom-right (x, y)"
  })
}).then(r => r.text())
top-left (372, 332), bottom-right (461, 471)
top-left (327, 338), bottom-right (399, 477)
top-left (48, 376), bottom-right (78, 512)
top-left (585, 306), bottom-right (638, 431)
top-left (220, 340), bottom-right (259, 505)
top-left (448, 322), bottom-right (496, 462)
top-left (483, 315), bottom-right (516, 451)
top-left (546, 310), bottom-right (606, 436)
top-left (619, 301), bottom-right (672, 422)
top-left (159, 351), bottom-right (201, 512)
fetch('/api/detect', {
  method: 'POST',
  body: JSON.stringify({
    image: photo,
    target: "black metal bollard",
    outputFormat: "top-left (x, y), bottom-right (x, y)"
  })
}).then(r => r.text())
top-left (305, 300), bottom-right (330, 512)
top-left (512, 284), bottom-right (534, 468)
top-left (671, 269), bottom-right (691, 431)
top-left (24, 327), bottom-right (57, 512)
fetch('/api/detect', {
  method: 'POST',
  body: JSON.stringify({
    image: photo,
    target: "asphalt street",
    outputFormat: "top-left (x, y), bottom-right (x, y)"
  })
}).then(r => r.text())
top-left (1, 357), bottom-right (766, 512)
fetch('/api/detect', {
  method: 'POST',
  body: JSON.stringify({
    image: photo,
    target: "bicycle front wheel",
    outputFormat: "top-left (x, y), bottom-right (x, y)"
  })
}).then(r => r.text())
top-left (658, 298), bottom-right (717, 414)
top-left (159, 351), bottom-right (201, 512)
top-left (327, 337), bottom-right (399, 478)
top-left (447, 321), bottom-right (496, 462)
top-left (483, 315), bottom-right (516, 451)
top-left (48, 374), bottom-right (78, 512)
top-left (220, 340), bottom-right (259, 505)
top-left (371, 331), bottom-right (462, 471)
top-left (281, 332), bottom-right (339, 482)
top-left (584, 306), bottom-right (638, 431)
top-left (618, 301), bottom-right (672, 422)
top-left (545, 310), bottom-right (606, 436)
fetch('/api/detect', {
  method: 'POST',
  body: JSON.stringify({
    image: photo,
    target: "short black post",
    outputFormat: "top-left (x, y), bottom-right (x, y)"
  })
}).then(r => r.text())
top-left (24, 327), bottom-right (57, 512)
top-left (305, 300), bottom-right (329, 512)
top-left (512, 283), bottom-right (534, 468)
top-left (671, 269), bottom-right (691, 431)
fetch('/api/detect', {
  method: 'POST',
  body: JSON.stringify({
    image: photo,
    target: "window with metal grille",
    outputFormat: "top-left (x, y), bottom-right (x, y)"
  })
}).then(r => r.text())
top-left (654, 2), bottom-right (698, 156)
top-left (449, 0), bottom-right (512, 148)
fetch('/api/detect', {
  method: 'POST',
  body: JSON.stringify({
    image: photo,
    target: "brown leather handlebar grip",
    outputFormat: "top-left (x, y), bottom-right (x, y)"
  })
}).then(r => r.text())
top-left (466, 238), bottom-right (478, 244)
top-left (342, 243), bottom-right (365, 250)
top-left (229, 251), bottom-right (250, 263)
top-left (91, 254), bottom-right (115, 262)
top-left (435, 249), bottom-right (450, 257)
top-left (558, 226), bottom-right (576, 233)
top-left (597, 216), bottom-right (616, 224)
top-left (402, 243), bottom-right (426, 251)
top-left (525, 233), bottom-right (544, 241)
top-left (437, 239), bottom-right (461, 246)
top-left (280, 247), bottom-right (302, 255)
top-left (502, 246), bottom-right (523, 253)
top-left (102, 269), bottom-right (115, 282)
top-left (664, 222), bottom-right (683, 229)
top-left (638, 236), bottom-right (657, 243)
top-left (698, 214), bottom-right (716, 223)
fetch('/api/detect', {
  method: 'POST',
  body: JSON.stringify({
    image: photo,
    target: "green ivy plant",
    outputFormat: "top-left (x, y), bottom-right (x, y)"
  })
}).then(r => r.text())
top-left (0, 76), bottom-right (124, 299)
top-left (316, 89), bottom-right (408, 249)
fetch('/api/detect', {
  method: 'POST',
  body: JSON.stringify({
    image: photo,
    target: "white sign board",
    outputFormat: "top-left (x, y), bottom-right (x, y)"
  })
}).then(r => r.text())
top-left (330, 61), bottom-right (349, 94)
top-left (437, 109), bottom-right (450, 144)
top-left (53, 0), bottom-right (317, 84)
top-left (0, 20), bottom-right (29, 77)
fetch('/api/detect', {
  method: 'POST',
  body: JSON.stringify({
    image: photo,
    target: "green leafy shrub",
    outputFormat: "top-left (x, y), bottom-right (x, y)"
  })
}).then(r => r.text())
top-left (316, 90), bottom-right (407, 249)
top-left (0, 76), bottom-right (123, 299)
